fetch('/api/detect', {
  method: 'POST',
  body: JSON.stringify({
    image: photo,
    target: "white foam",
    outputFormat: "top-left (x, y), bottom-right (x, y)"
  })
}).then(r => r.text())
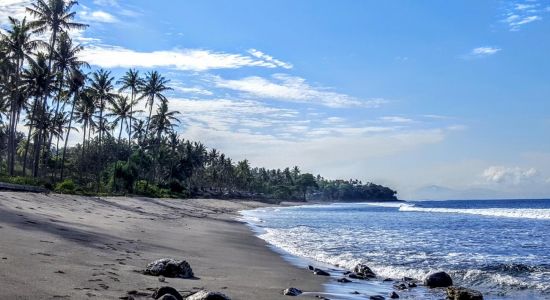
top-left (362, 202), bottom-right (408, 208)
top-left (399, 205), bottom-right (550, 220)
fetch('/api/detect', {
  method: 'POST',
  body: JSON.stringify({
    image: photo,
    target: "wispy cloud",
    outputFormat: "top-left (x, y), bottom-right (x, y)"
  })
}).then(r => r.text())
top-left (248, 49), bottom-right (293, 69)
top-left (79, 10), bottom-right (119, 23)
top-left (213, 74), bottom-right (387, 108)
top-left (380, 116), bottom-right (414, 123)
top-left (468, 46), bottom-right (502, 58)
top-left (79, 45), bottom-right (294, 71)
top-left (503, 1), bottom-right (545, 31)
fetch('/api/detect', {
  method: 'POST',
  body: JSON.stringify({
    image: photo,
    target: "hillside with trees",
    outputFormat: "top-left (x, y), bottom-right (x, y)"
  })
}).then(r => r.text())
top-left (0, 0), bottom-right (398, 203)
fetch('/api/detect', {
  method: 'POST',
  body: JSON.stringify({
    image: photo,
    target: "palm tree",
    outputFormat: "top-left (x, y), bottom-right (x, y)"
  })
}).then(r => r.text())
top-left (140, 71), bottom-right (172, 137)
top-left (150, 100), bottom-right (180, 141)
top-left (88, 69), bottom-right (116, 145)
top-left (26, 0), bottom-right (87, 71)
top-left (20, 52), bottom-right (55, 175)
top-left (0, 17), bottom-right (43, 175)
top-left (131, 119), bottom-right (146, 145)
top-left (117, 69), bottom-right (143, 146)
top-left (49, 32), bottom-right (87, 154)
top-left (74, 88), bottom-right (96, 157)
top-left (60, 68), bottom-right (85, 179)
top-left (106, 95), bottom-right (141, 143)
top-left (27, 0), bottom-right (87, 174)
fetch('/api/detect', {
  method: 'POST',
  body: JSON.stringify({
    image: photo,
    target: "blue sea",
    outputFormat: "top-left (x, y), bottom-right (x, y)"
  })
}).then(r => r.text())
top-left (241, 199), bottom-right (550, 300)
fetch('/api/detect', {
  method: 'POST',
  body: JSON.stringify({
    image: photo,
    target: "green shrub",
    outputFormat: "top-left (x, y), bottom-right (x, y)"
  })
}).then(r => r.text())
top-left (55, 179), bottom-right (76, 194)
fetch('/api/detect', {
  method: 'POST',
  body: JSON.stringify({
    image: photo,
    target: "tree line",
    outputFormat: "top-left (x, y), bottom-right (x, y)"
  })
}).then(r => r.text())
top-left (0, 0), bottom-right (397, 203)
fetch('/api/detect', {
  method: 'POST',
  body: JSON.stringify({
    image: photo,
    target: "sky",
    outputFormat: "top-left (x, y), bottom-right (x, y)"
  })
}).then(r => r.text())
top-left (1, 0), bottom-right (549, 200)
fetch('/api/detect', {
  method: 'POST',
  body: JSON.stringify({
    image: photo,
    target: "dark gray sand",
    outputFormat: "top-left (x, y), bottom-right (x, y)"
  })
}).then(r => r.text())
top-left (0, 192), bottom-right (324, 299)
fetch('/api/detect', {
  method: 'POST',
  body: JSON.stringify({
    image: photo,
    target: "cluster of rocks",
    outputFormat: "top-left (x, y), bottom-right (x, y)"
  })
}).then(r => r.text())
top-left (289, 264), bottom-right (483, 300)
top-left (135, 259), bottom-right (230, 300)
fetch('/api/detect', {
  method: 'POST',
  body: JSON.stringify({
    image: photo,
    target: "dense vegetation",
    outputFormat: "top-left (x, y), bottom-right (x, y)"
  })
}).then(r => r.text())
top-left (0, 0), bottom-right (398, 203)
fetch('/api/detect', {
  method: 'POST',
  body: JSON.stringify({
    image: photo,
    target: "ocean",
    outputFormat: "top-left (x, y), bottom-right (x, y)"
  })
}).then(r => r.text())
top-left (240, 199), bottom-right (550, 300)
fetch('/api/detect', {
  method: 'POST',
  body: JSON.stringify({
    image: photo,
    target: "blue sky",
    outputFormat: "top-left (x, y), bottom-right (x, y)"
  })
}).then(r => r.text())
top-left (2, 0), bottom-right (550, 199)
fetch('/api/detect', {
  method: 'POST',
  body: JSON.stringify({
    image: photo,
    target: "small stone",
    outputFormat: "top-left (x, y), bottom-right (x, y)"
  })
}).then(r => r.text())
top-left (353, 263), bottom-right (376, 279)
top-left (158, 275), bottom-right (166, 282)
top-left (186, 290), bottom-right (231, 300)
top-left (383, 278), bottom-right (393, 282)
top-left (370, 296), bottom-right (385, 300)
top-left (447, 286), bottom-right (483, 300)
top-left (337, 277), bottom-right (352, 283)
top-left (283, 287), bottom-right (302, 296)
top-left (389, 291), bottom-right (399, 298)
top-left (313, 268), bottom-right (330, 276)
top-left (152, 286), bottom-right (183, 300)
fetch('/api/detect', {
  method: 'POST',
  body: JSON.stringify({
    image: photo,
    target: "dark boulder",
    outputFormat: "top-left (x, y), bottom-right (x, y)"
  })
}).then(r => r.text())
top-left (314, 269), bottom-right (330, 276)
top-left (424, 272), bottom-right (453, 288)
top-left (353, 264), bottom-right (376, 279)
top-left (446, 286), bottom-right (483, 300)
top-left (153, 286), bottom-right (183, 300)
top-left (370, 296), bottom-right (385, 300)
top-left (282, 287), bottom-right (302, 296)
top-left (393, 283), bottom-right (407, 290)
top-left (186, 290), bottom-right (231, 300)
top-left (337, 277), bottom-right (352, 283)
top-left (145, 258), bottom-right (194, 278)
top-left (389, 291), bottom-right (399, 299)
top-left (160, 295), bottom-right (179, 300)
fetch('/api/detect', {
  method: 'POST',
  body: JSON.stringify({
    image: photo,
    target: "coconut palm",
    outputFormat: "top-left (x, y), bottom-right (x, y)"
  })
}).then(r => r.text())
top-left (73, 88), bottom-right (96, 156)
top-left (88, 69), bottom-right (116, 145)
top-left (26, 0), bottom-right (87, 69)
top-left (117, 69), bottom-right (143, 146)
top-left (1, 17), bottom-right (43, 175)
top-left (60, 68), bottom-right (85, 179)
top-left (106, 95), bottom-right (141, 143)
top-left (20, 52), bottom-right (56, 175)
top-left (140, 71), bottom-right (172, 137)
top-left (150, 100), bottom-right (180, 141)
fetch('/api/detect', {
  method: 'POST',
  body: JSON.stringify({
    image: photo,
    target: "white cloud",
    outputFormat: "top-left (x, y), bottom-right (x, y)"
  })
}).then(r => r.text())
top-left (79, 45), bottom-right (293, 71)
top-left (380, 116), bottom-right (414, 123)
top-left (0, 0), bottom-right (31, 26)
top-left (503, 1), bottom-right (545, 31)
top-left (470, 46), bottom-right (501, 57)
top-left (248, 49), bottom-right (293, 69)
top-left (213, 74), bottom-right (387, 108)
top-left (482, 166), bottom-right (538, 185)
top-left (79, 10), bottom-right (118, 23)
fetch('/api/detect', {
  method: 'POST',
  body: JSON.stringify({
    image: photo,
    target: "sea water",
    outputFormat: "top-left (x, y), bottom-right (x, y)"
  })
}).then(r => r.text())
top-left (241, 199), bottom-right (550, 299)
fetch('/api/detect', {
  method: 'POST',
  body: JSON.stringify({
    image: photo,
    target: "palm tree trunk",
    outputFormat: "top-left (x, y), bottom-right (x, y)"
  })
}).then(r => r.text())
top-left (22, 99), bottom-right (38, 176)
top-left (60, 93), bottom-right (78, 180)
top-left (129, 89), bottom-right (134, 147)
top-left (8, 58), bottom-right (23, 176)
top-left (145, 97), bottom-right (154, 137)
top-left (34, 29), bottom-right (58, 177)
top-left (118, 118), bottom-right (123, 143)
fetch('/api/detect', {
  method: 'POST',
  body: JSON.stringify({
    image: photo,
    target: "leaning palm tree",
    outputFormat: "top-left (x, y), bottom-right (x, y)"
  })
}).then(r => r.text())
top-left (59, 68), bottom-right (85, 179)
top-left (88, 69), bottom-right (116, 145)
top-left (106, 95), bottom-right (141, 143)
top-left (117, 69), bottom-right (143, 146)
top-left (0, 17), bottom-right (43, 175)
top-left (139, 71), bottom-right (172, 137)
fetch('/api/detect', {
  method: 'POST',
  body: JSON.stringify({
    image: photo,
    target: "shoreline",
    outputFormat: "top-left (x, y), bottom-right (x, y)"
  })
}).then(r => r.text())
top-left (0, 192), bottom-right (326, 299)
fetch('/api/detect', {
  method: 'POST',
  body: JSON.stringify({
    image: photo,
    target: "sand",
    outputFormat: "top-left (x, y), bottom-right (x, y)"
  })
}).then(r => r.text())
top-left (0, 192), bottom-right (325, 299)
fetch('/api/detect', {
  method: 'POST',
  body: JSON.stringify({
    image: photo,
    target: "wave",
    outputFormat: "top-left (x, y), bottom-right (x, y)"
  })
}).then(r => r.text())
top-left (362, 202), bottom-right (408, 208)
top-left (399, 204), bottom-right (550, 220)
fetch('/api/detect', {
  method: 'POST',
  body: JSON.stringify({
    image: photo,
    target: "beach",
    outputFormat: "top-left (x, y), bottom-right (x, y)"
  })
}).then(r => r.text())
top-left (0, 192), bottom-right (325, 299)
